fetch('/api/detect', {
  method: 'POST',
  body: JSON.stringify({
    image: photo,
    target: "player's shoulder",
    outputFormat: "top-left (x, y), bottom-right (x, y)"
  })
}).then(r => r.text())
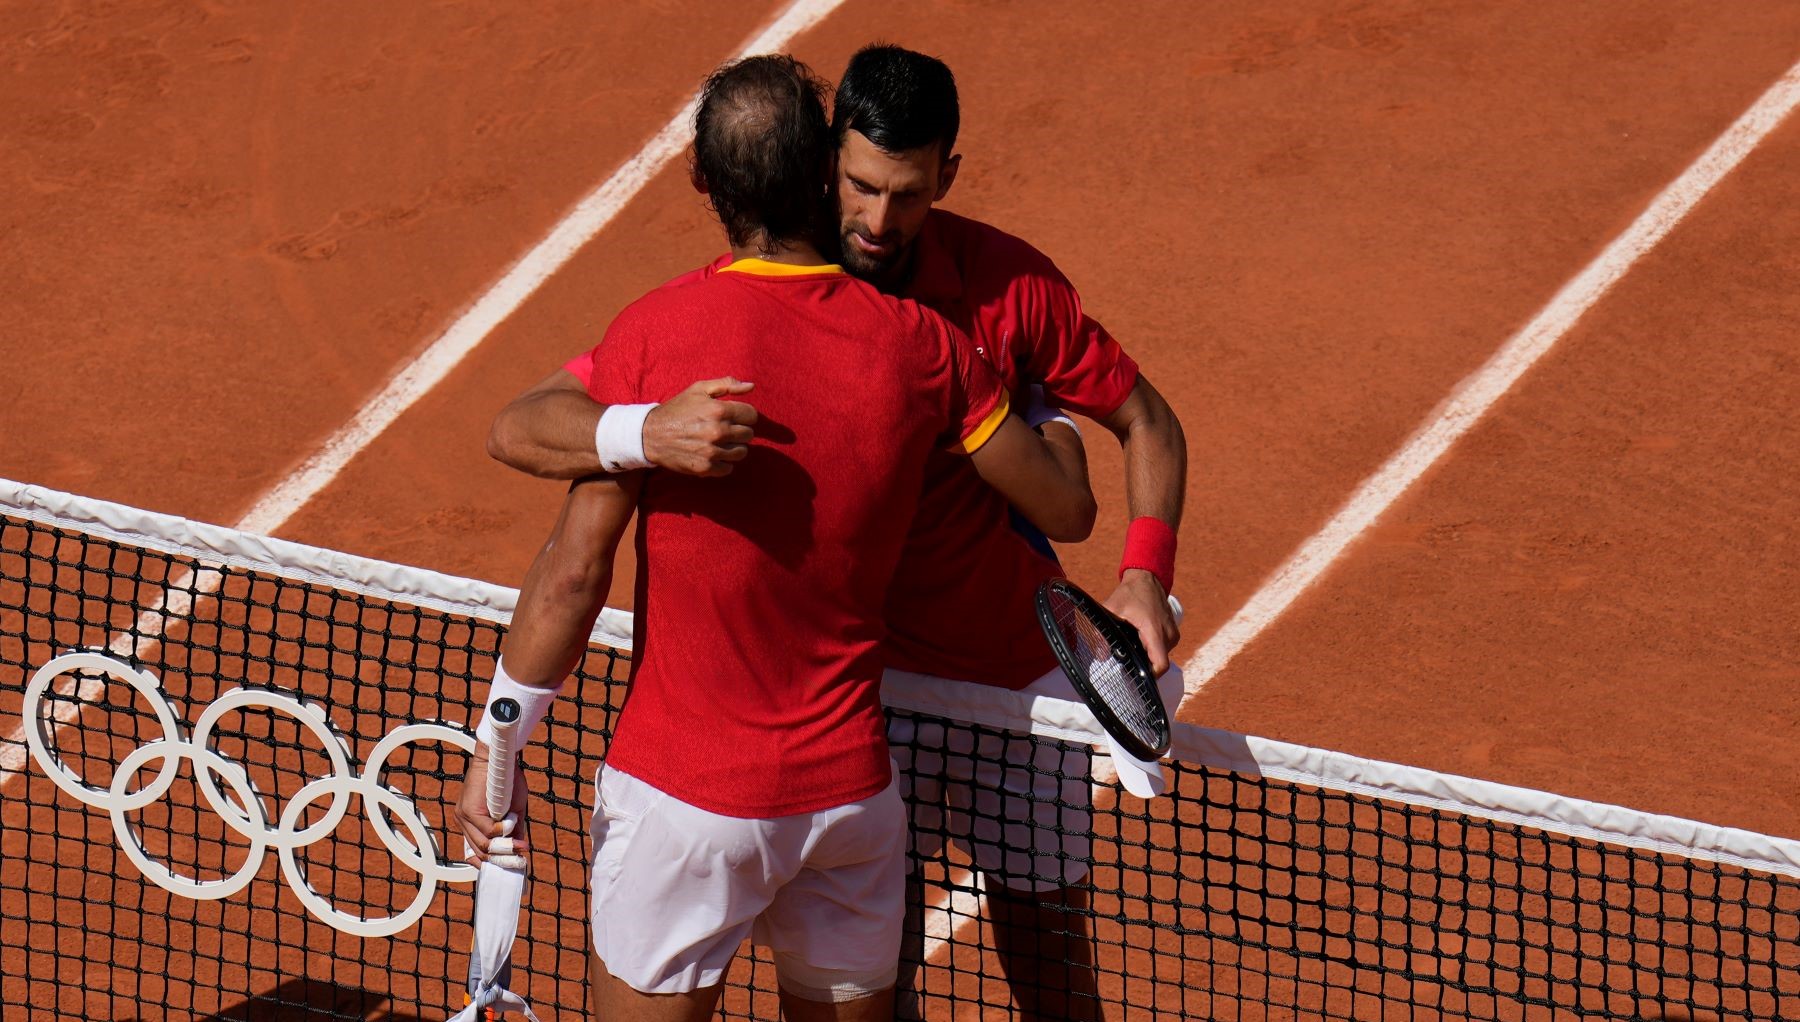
top-left (613, 285), bottom-right (678, 325)
top-left (607, 280), bottom-right (707, 344)
top-left (652, 253), bottom-right (734, 293)
top-left (853, 274), bottom-right (959, 339)
top-left (829, 276), bottom-right (970, 379)
top-left (928, 209), bottom-right (1061, 280)
top-left (623, 255), bottom-right (737, 314)
top-left (924, 210), bottom-right (1076, 319)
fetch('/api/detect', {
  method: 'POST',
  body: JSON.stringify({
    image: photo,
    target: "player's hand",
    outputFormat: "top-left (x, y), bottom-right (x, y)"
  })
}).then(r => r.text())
top-left (454, 743), bottom-right (530, 866)
top-left (644, 378), bottom-right (758, 477)
top-left (1105, 570), bottom-right (1180, 676)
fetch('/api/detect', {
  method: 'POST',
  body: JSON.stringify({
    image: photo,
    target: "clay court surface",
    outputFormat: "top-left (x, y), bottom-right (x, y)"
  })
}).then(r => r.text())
top-left (2, 0), bottom-right (1799, 1015)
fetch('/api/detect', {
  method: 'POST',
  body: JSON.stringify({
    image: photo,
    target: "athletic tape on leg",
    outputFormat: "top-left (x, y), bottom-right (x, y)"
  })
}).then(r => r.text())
top-left (773, 950), bottom-right (897, 1004)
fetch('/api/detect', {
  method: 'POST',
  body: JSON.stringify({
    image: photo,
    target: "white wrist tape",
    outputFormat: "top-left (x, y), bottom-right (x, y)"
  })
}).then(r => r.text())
top-left (1022, 384), bottom-right (1079, 436)
top-left (594, 403), bottom-right (656, 473)
top-left (474, 661), bottom-right (563, 747)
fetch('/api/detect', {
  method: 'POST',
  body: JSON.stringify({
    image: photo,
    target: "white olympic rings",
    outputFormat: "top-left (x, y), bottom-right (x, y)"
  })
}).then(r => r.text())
top-left (22, 651), bottom-right (479, 938)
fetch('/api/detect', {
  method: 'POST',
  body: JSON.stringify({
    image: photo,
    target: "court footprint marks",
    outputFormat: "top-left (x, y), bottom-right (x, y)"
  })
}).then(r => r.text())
top-left (265, 175), bottom-right (515, 262)
top-left (1189, 2), bottom-right (1425, 77)
top-left (268, 203), bottom-right (425, 262)
top-left (1313, 4), bottom-right (1415, 56)
top-left (14, 110), bottom-right (99, 144)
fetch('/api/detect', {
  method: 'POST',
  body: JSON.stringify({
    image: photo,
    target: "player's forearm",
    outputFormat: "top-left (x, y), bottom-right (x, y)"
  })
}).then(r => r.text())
top-left (497, 476), bottom-right (640, 684)
top-left (1106, 377), bottom-right (1186, 527)
top-left (1092, 377), bottom-right (1186, 669)
top-left (487, 389), bottom-right (609, 480)
top-left (500, 539), bottom-right (613, 685)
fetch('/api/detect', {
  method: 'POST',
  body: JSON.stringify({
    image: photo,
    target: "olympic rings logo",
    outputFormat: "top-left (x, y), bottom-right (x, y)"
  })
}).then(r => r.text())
top-left (23, 652), bottom-right (478, 938)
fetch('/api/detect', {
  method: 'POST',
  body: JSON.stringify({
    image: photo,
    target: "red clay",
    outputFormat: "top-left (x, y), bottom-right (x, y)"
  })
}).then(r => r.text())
top-left (1204, 110), bottom-right (1800, 839)
top-left (0, 1), bottom-right (781, 521)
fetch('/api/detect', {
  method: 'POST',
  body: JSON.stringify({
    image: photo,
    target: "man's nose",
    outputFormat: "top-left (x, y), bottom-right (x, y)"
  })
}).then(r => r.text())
top-left (864, 196), bottom-right (893, 237)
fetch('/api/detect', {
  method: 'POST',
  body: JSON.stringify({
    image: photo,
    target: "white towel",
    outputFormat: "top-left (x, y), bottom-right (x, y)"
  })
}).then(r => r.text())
top-left (448, 849), bottom-right (540, 1022)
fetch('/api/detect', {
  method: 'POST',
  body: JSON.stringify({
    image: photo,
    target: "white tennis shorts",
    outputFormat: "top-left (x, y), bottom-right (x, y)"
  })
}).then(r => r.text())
top-left (887, 664), bottom-right (1185, 892)
top-left (588, 764), bottom-right (907, 996)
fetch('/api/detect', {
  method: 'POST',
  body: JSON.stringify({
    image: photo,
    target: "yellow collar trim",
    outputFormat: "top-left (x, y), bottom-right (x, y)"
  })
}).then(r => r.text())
top-left (719, 258), bottom-right (845, 277)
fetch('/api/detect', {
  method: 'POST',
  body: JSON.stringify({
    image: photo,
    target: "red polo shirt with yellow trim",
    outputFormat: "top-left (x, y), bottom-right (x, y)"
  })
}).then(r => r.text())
top-left (563, 210), bottom-right (1137, 690)
top-left (587, 257), bottom-right (1009, 817)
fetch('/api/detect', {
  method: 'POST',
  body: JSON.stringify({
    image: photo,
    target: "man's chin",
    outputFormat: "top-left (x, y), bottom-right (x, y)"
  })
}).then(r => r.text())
top-left (840, 239), bottom-right (908, 284)
top-left (840, 248), bottom-right (888, 280)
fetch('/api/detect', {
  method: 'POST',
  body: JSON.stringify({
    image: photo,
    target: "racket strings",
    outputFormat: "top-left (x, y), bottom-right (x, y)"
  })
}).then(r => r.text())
top-left (1048, 594), bottom-right (1165, 751)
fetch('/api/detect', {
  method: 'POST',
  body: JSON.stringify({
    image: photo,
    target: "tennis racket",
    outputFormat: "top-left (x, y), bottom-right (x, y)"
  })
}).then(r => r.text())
top-left (482, 697), bottom-right (527, 870)
top-left (454, 696), bottom-right (531, 1022)
top-left (1034, 578), bottom-right (1172, 763)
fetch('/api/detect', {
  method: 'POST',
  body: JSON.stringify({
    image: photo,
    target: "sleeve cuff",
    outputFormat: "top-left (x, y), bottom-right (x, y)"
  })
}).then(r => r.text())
top-left (951, 392), bottom-right (1012, 455)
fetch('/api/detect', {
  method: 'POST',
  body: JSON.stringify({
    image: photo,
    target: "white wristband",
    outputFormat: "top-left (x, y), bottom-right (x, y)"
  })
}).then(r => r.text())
top-left (1022, 384), bottom-right (1079, 436)
top-left (474, 661), bottom-right (563, 747)
top-left (594, 403), bottom-right (656, 473)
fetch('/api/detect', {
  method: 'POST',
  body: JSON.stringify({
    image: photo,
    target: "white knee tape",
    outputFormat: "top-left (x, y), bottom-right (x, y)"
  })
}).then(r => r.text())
top-left (772, 951), bottom-right (896, 1003)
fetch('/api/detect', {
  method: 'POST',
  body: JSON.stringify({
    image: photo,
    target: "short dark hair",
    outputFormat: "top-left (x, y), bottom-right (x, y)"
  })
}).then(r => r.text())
top-left (831, 44), bottom-right (959, 156)
top-left (692, 54), bottom-right (832, 251)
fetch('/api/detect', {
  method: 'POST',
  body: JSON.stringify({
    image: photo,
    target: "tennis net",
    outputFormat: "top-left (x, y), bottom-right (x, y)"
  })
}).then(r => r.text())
top-left (2, 477), bottom-right (1797, 1021)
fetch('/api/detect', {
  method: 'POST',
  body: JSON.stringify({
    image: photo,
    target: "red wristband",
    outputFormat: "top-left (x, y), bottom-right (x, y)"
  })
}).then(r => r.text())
top-left (1120, 517), bottom-right (1177, 594)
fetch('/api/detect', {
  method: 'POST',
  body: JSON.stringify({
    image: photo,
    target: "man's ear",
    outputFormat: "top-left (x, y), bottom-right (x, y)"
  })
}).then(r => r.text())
top-left (690, 160), bottom-right (709, 195)
top-left (935, 153), bottom-right (961, 201)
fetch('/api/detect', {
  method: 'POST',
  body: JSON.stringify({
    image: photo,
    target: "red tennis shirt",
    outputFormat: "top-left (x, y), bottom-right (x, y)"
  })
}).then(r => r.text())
top-left (587, 258), bottom-right (1009, 817)
top-left (880, 210), bottom-right (1138, 687)
top-left (564, 210), bottom-right (1137, 690)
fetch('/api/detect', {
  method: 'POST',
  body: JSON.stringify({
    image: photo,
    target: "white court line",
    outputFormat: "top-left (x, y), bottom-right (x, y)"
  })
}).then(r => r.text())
top-left (0, 567), bottom-right (223, 780)
top-left (1176, 58), bottom-right (1800, 709)
top-left (920, 868), bottom-right (984, 963)
top-left (0, 0), bottom-right (847, 791)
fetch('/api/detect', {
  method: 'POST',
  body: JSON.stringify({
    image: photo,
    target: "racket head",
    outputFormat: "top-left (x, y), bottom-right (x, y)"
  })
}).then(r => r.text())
top-left (1034, 579), bottom-right (1172, 762)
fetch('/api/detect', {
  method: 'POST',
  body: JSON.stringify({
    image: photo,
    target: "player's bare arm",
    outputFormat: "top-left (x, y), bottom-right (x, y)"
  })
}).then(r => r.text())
top-left (1017, 384), bottom-right (1094, 516)
top-left (1033, 419), bottom-right (1091, 511)
top-left (454, 472), bottom-right (642, 862)
top-left (1095, 375), bottom-right (1187, 675)
top-left (488, 368), bottom-right (757, 479)
top-left (968, 415), bottom-right (1097, 544)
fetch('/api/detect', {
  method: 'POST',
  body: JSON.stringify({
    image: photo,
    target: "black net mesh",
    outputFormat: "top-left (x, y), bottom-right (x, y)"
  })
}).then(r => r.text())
top-left (4, 505), bottom-right (1800, 1020)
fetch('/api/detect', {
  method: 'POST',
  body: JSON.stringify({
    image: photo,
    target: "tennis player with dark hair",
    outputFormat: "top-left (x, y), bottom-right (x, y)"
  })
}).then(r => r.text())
top-left (456, 54), bottom-right (1095, 1022)
top-left (825, 46), bottom-right (1190, 1020)
top-left (488, 44), bottom-right (1187, 1020)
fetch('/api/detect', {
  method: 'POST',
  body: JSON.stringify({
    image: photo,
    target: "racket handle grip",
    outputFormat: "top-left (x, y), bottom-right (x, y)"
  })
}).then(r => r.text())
top-left (483, 697), bottom-right (521, 820)
top-left (1167, 594), bottom-right (1184, 628)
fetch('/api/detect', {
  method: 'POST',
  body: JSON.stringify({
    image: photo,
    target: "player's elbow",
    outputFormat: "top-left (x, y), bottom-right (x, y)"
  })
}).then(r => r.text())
top-left (539, 540), bottom-right (611, 608)
top-left (1064, 492), bottom-right (1100, 543)
top-left (1040, 491), bottom-right (1098, 544)
top-left (487, 404), bottom-right (542, 475)
top-left (1130, 382), bottom-right (1186, 456)
top-left (486, 408), bottom-right (520, 465)
top-left (1157, 403), bottom-right (1187, 456)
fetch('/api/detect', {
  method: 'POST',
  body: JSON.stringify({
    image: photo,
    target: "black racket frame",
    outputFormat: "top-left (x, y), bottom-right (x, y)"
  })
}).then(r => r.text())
top-left (1033, 578), bottom-right (1172, 762)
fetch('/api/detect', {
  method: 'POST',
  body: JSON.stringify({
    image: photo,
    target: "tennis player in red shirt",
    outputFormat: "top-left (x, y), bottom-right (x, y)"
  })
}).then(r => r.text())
top-left (489, 46), bottom-right (1187, 1020)
top-left (456, 56), bottom-right (1095, 1022)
